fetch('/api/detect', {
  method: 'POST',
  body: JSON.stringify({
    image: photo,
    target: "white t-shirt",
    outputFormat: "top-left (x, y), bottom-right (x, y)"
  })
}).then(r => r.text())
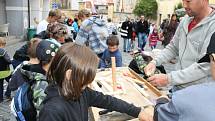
top-left (36, 20), bottom-right (49, 34)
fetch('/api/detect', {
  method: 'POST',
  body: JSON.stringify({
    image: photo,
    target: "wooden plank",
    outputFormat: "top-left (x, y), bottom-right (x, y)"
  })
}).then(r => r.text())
top-left (111, 57), bottom-right (117, 91)
top-left (91, 67), bottom-right (160, 121)
top-left (128, 68), bottom-right (162, 97)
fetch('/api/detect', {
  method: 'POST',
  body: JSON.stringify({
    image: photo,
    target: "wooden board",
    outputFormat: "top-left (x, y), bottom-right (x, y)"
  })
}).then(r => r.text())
top-left (91, 67), bottom-right (161, 121)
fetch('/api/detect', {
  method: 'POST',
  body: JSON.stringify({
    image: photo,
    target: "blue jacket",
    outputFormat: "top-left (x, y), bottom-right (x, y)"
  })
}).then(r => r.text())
top-left (72, 22), bottom-right (79, 33)
top-left (154, 82), bottom-right (215, 121)
top-left (99, 49), bottom-right (122, 68)
top-left (76, 16), bottom-right (109, 54)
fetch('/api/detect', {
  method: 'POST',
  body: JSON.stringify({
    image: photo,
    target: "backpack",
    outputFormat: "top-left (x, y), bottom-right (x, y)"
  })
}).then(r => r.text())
top-left (129, 51), bottom-right (165, 79)
top-left (11, 73), bottom-right (47, 121)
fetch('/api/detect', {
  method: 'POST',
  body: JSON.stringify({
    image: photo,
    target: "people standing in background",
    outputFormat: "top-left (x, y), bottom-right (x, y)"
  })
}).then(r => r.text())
top-left (131, 19), bottom-right (137, 50)
top-left (107, 18), bottom-right (117, 35)
top-left (120, 17), bottom-right (133, 53)
top-left (162, 14), bottom-right (179, 47)
top-left (136, 15), bottom-right (149, 51)
top-left (149, 23), bottom-right (155, 34)
top-left (36, 9), bottom-right (62, 34)
top-left (72, 18), bottom-right (79, 40)
top-left (148, 27), bottom-right (160, 50)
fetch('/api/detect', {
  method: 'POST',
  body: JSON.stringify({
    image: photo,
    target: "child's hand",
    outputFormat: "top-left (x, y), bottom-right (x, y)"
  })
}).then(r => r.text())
top-left (138, 110), bottom-right (153, 121)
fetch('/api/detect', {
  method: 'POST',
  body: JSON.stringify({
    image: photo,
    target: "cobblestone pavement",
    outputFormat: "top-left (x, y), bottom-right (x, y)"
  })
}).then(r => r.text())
top-left (0, 35), bottom-right (175, 121)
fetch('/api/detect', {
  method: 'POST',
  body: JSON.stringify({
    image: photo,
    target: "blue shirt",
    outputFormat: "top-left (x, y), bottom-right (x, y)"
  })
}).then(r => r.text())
top-left (99, 49), bottom-right (122, 68)
top-left (72, 22), bottom-right (79, 33)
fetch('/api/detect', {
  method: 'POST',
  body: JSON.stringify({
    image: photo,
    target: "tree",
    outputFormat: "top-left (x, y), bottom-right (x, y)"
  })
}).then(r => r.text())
top-left (174, 2), bottom-right (185, 18)
top-left (133, 0), bottom-right (158, 19)
top-left (174, 2), bottom-right (183, 11)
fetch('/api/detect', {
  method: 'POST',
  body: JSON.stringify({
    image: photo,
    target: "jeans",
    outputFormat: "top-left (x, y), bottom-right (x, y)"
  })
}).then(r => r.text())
top-left (0, 75), bottom-right (11, 101)
top-left (0, 79), bottom-right (3, 101)
top-left (138, 33), bottom-right (147, 50)
top-left (123, 38), bottom-right (131, 52)
top-left (151, 45), bottom-right (156, 50)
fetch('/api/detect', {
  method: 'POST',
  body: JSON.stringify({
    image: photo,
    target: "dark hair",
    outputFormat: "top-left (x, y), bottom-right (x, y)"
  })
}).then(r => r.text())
top-left (78, 9), bottom-right (90, 19)
top-left (106, 35), bottom-right (119, 46)
top-left (47, 43), bottom-right (99, 100)
top-left (107, 18), bottom-right (111, 22)
top-left (74, 18), bottom-right (78, 22)
top-left (27, 38), bottom-right (41, 58)
top-left (48, 9), bottom-right (62, 19)
top-left (47, 22), bottom-right (68, 40)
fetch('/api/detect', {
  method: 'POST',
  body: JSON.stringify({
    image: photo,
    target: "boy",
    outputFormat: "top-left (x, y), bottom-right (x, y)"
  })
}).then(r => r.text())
top-left (11, 40), bottom-right (60, 121)
top-left (9, 38), bottom-right (40, 91)
top-left (99, 35), bottom-right (122, 68)
top-left (0, 37), bottom-right (11, 102)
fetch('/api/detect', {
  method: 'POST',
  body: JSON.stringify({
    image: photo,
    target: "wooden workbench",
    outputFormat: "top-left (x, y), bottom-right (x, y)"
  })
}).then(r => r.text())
top-left (91, 67), bottom-right (162, 121)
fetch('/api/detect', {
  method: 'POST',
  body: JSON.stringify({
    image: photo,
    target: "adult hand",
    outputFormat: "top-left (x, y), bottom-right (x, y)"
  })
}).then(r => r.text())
top-left (157, 95), bottom-right (170, 100)
top-left (147, 74), bottom-right (169, 87)
top-left (144, 62), bottom-right (156, 76)
top-left (138, 110), bottom-right (153, 121)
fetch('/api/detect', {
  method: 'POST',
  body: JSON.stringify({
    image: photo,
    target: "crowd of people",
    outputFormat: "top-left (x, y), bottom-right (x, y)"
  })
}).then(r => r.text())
top-left (0, 0), bottom-right (215, 120)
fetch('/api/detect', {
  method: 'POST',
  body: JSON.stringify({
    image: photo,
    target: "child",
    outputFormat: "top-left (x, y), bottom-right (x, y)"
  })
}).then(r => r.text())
top-left (0, 37), bottom-right (11, 102)
top-left (9, 38), bottom-right (41, 91)
top-left (148, 28), bottom-right (160, 50)
top-left (99, 35), bottom-right (122, 68)
top-left (11, 40), bottom-right (60, 121)
top-left (39, 43), bottom-right (151, 121)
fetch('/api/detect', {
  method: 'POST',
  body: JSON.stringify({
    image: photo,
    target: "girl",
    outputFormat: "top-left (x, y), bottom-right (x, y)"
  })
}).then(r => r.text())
top-left (148, 28), bottom-right (160, 50)
top-left (39, 43), bottom-right (152, 121)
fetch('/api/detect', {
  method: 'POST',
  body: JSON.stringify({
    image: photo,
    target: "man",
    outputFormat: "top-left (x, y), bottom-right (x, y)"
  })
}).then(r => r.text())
top-left (144, 0), bottom-right (215, 91)
top-left (120, 17), bottom-right (133, 52)
top-left (153, 32), bottom-right (215, 121)
top-left (36, 9), bottom-right (62, 34)
top-left (136, 15), bottom-right (149, 51)
top-left (75, 9), bottom-right (109, 58)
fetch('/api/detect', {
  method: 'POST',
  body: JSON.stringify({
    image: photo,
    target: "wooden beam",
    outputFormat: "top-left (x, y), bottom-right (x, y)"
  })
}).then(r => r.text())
top-left (129, 68), bottom-right (162, 97)
top-left (111, 57), bottom-right (117, 91)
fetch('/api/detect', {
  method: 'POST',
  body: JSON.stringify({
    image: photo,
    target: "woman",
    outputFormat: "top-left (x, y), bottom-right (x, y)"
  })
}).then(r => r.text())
top-left (39, 43), bottom-right (152, 121)
top-left (162, 14), bottom-right (179, 47)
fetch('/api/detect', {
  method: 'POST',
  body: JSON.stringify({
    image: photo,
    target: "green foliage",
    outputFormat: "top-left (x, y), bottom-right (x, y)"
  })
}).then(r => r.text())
top-left (175, 2), bottom-right (185, 18)
top-left (133, 0), bottom-right (158, 19)
top-left (174, 2), bottom-right (183, 10)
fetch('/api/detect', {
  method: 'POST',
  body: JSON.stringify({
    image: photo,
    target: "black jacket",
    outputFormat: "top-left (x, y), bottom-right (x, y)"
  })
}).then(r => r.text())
top-left (13, 44), bottom-right (29, 61)
top-left (121, 21), bottom-right (133, 38)
top-left (0, 48), bottom-right (11, 71)
top-left (137, 20), bottom-right (149, 34)
top-left (39, 85), bottom-right (141, 121)
top-left (9, 64), bottom-right (46, 91)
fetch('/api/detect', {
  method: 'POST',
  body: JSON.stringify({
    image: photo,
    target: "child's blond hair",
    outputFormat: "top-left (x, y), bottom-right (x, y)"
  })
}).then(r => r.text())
top-left (0, 37), bottom-right (6, 46)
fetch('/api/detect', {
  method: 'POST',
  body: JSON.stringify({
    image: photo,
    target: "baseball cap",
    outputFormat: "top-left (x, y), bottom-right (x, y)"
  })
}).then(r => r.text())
top-left (36, 40), bottom-right (60, 63)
